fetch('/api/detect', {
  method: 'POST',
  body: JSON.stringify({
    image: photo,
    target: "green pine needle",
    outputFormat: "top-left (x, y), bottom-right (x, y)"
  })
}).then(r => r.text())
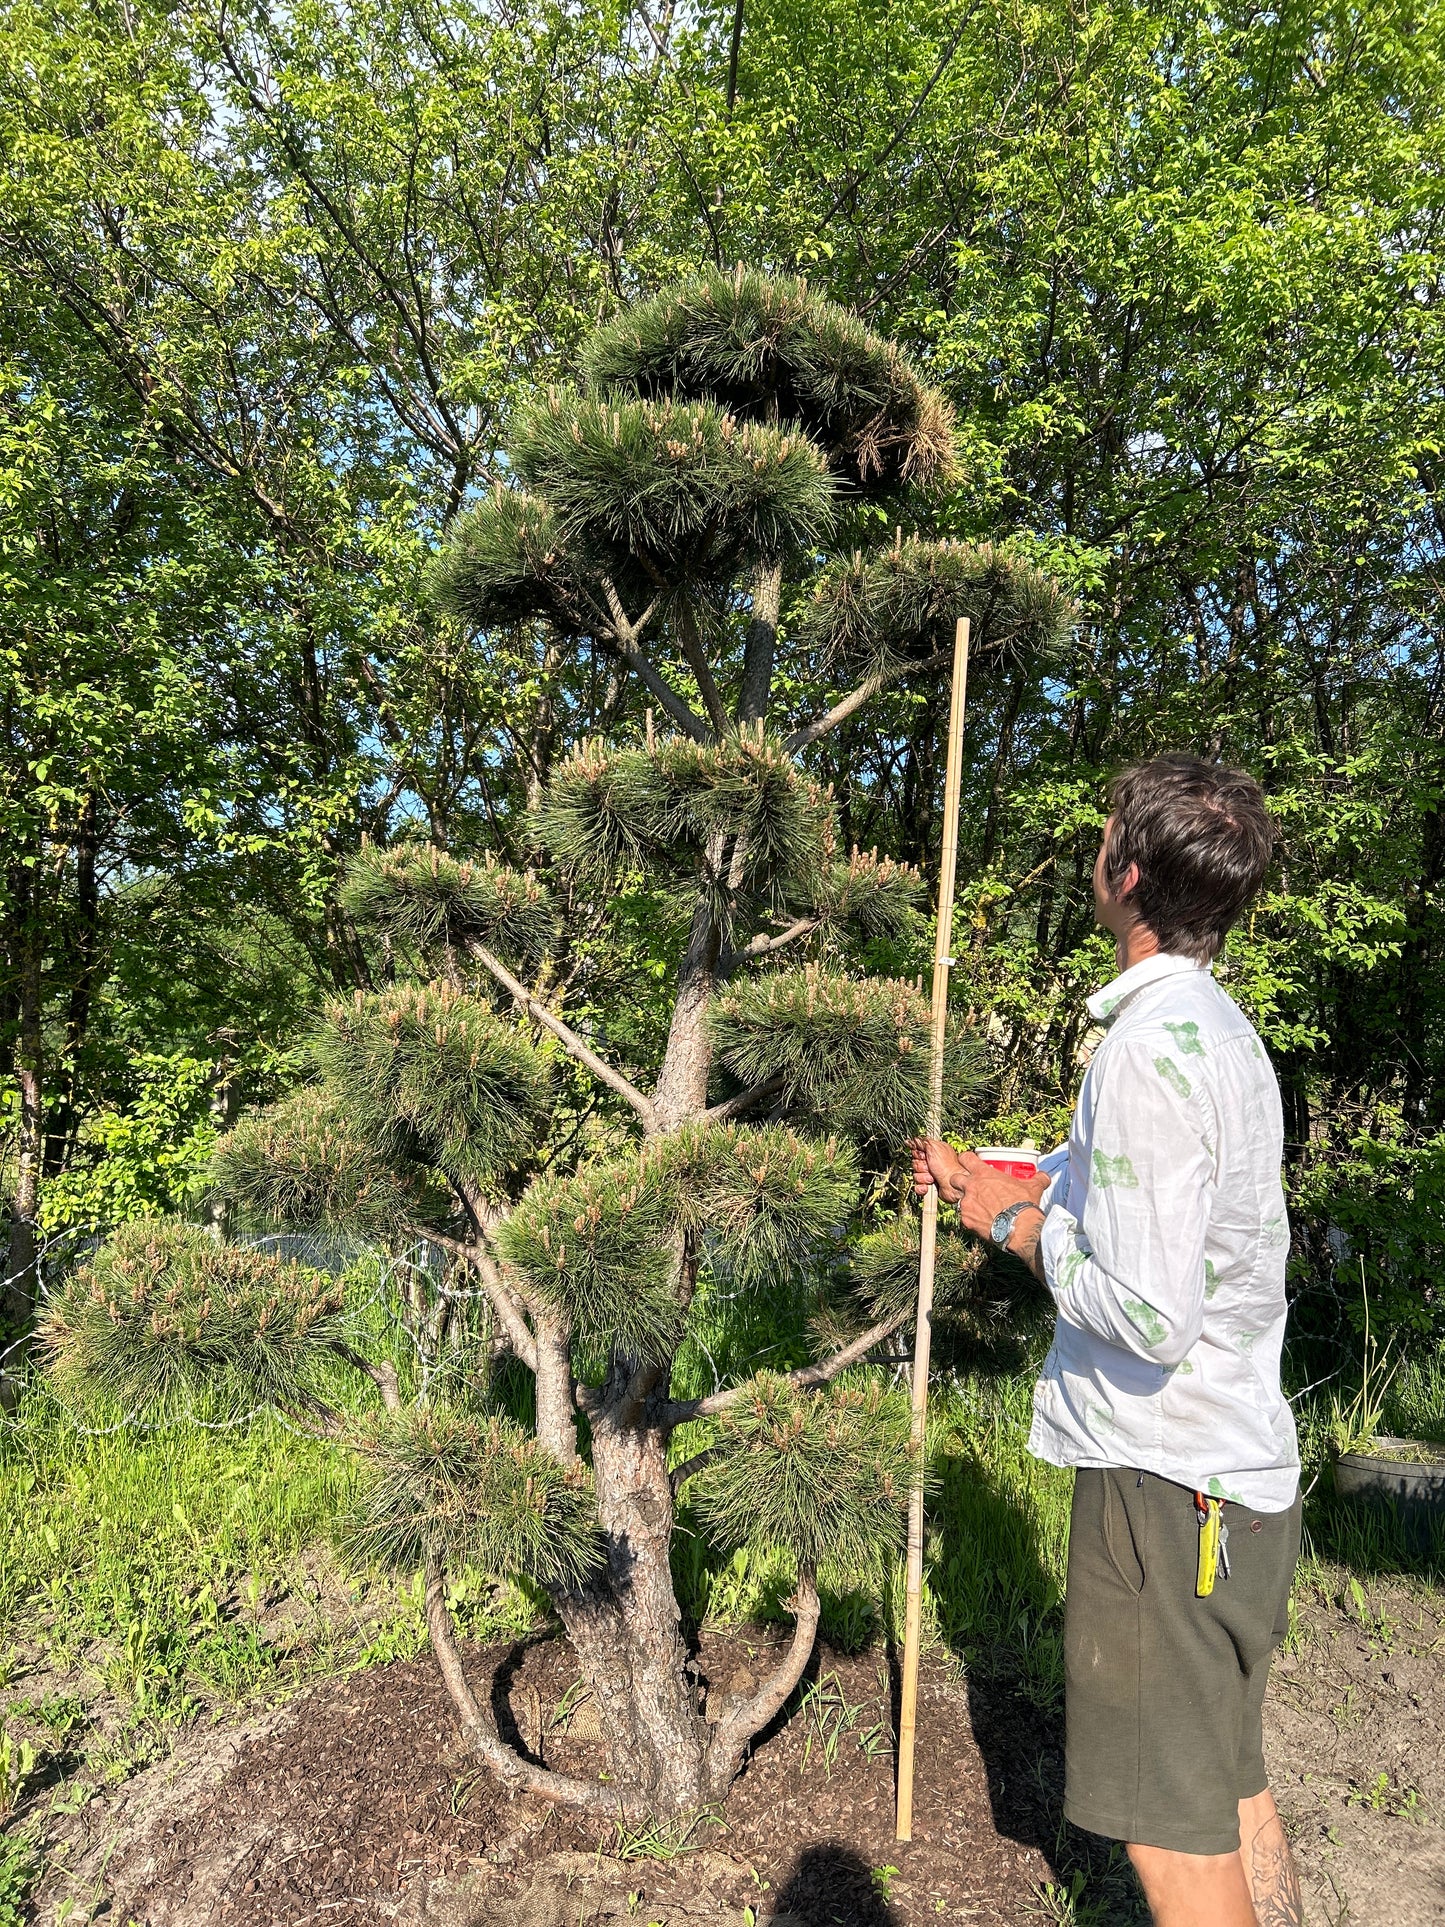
top-left (211, 1086), bottom-right (436, 1239)
top-left (510, 389), bottom-right (837, 587)
top-left (581, 267), bottom-right (955, 494)
top-left (851, 1214), bottom-right (989, 1324)
top-left (314, 984), bottom-right (553, 1184)
top-left (498, 1160), bottom-right (682, 1363)
top-left (40, 1219), bottom-right (346, 1419)
top-left (341, 843), bottom-right (554, 971)
top-left (816, 848), bottom-right (925, 946)
top-left (425, 485), bottom-right (586, 636)
top-left (693, 1373), bottom-right (916, 1575)
top-left (532, 733), bottom-right (832, 913)
top-left (800, 537), bottom-right (1076, 675)
top-left (339, 1407), bottom-right (603, 1589)
top-left (709, 966), bottom-right (984, 1140)
top-left (643, 1120), bottom-right (859, 1288)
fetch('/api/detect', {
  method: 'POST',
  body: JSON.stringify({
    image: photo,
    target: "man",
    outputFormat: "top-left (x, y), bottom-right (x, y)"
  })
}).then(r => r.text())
top-left (912, 755), bottom-right (1303, 1927)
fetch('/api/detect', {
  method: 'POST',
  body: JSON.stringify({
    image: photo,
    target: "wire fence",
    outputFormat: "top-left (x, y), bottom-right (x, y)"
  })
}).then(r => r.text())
top-left (0, 1215), bottom-right (492, 1439)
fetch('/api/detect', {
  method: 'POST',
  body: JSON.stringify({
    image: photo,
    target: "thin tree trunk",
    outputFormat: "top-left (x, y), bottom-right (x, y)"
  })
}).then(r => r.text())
top-left (43, 791), bottom-right (99, 1179)
top-left (204, 1062), bottom-right (242, 1239)
top-left (3, 908), bottom-right (43, 1348)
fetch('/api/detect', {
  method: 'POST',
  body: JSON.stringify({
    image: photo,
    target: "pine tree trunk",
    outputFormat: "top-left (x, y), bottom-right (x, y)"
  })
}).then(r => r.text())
top-left (533, 1309), bottom-right (578, 1465)
top-left (557, 1412), bottom-right (709, 1814)
top-left (651, 891), bottom-right (721, 1132)
top-left (738, 556), bottom-right (782, 726)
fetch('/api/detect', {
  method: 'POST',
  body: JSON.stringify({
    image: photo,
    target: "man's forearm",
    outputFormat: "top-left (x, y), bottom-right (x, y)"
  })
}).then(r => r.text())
top-left (1000, 1203), bottom-right (1047, 1285)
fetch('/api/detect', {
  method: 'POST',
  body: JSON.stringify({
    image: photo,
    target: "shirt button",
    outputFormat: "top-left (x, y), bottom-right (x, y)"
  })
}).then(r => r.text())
top-left (1250, 1519), bottom-right (1263, 1532)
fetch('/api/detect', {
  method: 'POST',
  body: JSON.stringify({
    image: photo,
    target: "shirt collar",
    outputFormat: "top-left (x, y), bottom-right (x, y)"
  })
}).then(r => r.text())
top-left (1087, 952), bottom-right (1211, 1026)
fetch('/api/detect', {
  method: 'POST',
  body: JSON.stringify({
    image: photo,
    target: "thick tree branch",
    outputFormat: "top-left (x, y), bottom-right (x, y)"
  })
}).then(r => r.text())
top-left (675, 601), bottom-right (730, 737)
top-left (702, 1070), bottom-right (787, 1124)
top-left (468, 942), bottom-right (657, 1128)
top-left (669, 1443), bottom-right (723, 1496)
top-left (606, 631), bottom-right (709, 742)
top-left (424, 1557), bottom-right (611, 1812)
top-left (786, 647), bottom-right (953, 753)
top-left (332, 1343), bottom-right (402, 1414)
top-left (706, 1569), bottom-right (820, 1792)
top-left (534, 1308), bottom-right (580, 1465)
top-left (738, 554), bottom-right (782, 723)
top-left (668, 1308), bottom-right (910, 1423)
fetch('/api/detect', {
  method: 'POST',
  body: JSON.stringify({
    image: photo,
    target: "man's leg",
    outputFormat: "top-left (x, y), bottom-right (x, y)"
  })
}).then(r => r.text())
top-left (1123, 1789), bottom-right (1304, 1927)
top-left (1126, 1841), bottom-right (1258, 1926)
top-left (1238, 1788), bottom-right (1304, 1925)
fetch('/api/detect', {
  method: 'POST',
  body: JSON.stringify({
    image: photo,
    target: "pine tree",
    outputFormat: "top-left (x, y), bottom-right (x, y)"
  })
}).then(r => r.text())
top-left (42, 269), bottom-right (1072, 1818)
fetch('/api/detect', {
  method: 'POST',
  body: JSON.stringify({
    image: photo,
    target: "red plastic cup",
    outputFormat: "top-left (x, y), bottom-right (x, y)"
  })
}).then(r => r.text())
top-left (974, 1145), bottom-right (1039, 1180)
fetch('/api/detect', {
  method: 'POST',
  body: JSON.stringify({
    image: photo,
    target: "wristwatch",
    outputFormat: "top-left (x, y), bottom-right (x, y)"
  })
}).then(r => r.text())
top-left (989, 1200), bottom-right (1042, 1248)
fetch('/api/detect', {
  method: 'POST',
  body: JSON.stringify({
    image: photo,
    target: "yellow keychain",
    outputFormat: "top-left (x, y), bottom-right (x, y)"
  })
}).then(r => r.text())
top-left (1194, 1492), bottom-right (1222, 1597)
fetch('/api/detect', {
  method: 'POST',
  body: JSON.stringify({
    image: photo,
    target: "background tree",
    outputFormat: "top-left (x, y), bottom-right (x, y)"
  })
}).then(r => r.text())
top-left (4, 0), bottom-right (1444, 1360)
top-left (42, 273), bottom-right (1070, 1815)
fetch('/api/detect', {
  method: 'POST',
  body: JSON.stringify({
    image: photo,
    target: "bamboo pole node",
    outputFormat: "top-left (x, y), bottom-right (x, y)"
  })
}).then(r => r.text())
top-left (896, 615), bottom-right (970, 1843)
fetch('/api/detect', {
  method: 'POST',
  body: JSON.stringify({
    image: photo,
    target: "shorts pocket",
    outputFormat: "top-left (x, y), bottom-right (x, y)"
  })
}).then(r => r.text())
top-left (1101, 1471), bottom-right (1146, 1596)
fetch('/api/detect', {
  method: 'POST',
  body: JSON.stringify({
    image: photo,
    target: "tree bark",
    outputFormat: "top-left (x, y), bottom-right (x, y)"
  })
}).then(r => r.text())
top-left (423, 1556), bottom-right (611, 1812)
top-left (651, 889), bottom-right (722, 1132)
top-left (533, 1307), bottom-right (578, 1466)
top-left (4, 904), bottom-right (43, 1340)
top-left (738, 556), bottom-right (782, 726)
top-left (705, 1569), bottom-right (820, 1796)
top-left (555, 1410), bottom-right (710, 1815)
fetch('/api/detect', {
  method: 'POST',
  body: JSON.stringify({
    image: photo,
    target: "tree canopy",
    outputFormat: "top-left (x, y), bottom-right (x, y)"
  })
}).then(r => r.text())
top-left (3, 0), bottom-right (1444, 1353)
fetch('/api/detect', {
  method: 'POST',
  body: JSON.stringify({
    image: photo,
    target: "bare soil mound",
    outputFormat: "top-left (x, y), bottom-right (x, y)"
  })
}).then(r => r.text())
top-left (34, 1574), bottom-right (1445, 1926)
top-left (40, 1628), bottom-right (1056, 1926)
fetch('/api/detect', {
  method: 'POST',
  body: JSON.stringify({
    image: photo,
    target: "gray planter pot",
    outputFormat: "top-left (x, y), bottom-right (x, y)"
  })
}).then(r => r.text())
top-left (1334, 1436), bottom-right (1445, 1531)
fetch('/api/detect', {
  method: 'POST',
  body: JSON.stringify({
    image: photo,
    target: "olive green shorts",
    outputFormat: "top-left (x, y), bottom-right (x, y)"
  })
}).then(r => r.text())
top-left (1063, 1467), bottom-right (1302, 1856)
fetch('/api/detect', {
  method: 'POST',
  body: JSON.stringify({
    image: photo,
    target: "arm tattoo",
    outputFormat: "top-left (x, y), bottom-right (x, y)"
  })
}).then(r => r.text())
top-left (1249, 1818), bottom-right (1304, 1926)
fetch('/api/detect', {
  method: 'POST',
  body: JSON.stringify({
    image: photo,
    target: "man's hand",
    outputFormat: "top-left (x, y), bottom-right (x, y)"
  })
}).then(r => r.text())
top-left (908, 1139), bottom-right (1050, 1279)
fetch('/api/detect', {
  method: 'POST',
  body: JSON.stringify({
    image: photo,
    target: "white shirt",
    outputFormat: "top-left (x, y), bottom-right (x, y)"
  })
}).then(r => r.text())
top-left (1028, 951), bottom-right (1300, 1512)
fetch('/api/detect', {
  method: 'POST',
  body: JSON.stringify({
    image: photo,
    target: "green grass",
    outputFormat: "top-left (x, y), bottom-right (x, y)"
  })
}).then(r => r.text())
top-left (0, 1826), bottom-right (36, 1927)
top-left (1387, 1348), bottom-right (1445, 1444)
top-left (1, 1382), bottom-right (357, 1673)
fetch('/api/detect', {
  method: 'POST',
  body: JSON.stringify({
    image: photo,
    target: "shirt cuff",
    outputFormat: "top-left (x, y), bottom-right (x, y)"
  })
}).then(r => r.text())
top-left (1038, 1205), bottom-right (1086, 1300)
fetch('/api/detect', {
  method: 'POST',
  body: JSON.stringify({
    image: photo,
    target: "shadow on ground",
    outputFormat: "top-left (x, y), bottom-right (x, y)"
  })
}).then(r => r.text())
top-left (772, 1842), bottom-right (900, 1925)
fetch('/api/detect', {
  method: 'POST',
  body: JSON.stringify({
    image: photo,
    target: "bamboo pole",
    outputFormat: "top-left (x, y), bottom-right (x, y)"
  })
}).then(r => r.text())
top-left (896, 615), bottom-right (971, 1843)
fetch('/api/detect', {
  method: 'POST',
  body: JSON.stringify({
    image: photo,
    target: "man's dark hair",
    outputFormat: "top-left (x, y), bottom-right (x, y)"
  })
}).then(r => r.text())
top-left (1104, 755), bottom-right (1276, 963)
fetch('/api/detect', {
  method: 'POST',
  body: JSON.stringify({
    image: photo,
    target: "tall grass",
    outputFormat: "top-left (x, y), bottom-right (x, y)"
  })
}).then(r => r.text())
top-left (0, 1383), bottom-right (360, 1704)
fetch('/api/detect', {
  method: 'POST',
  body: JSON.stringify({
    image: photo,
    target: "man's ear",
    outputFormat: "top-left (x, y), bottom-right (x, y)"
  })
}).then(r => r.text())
top-left (1116, 860), bottom-right (1141, 902)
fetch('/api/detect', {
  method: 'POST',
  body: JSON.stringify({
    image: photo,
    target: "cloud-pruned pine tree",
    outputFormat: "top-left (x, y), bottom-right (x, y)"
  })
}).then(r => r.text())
top-left (42, 269), bottom-right (1071, 1819)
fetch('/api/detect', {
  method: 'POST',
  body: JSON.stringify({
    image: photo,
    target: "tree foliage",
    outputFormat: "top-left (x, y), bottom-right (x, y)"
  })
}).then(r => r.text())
top-left (40, 264), bottom-right (1052, 1814)
top-left (39, 1220), bottom-right (344, 1418)
top-left (694, 1374), bottom-right (917, 1575)
top-left (340, 1409), bottom-right (604, 1588)
top-left (13, 0), bottom-right (1445, 1815)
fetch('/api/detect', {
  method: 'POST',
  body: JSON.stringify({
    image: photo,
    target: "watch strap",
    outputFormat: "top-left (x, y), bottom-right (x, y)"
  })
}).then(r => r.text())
top-left (990, 1199), bottom-right (1040, 1247)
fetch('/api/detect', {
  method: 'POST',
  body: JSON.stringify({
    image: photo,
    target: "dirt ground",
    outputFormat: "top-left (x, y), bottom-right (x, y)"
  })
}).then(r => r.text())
top-left (1266, 1572), bottom-right (1445, 1925)
top-left (24, 1574), bottom-right (1445, 1926)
